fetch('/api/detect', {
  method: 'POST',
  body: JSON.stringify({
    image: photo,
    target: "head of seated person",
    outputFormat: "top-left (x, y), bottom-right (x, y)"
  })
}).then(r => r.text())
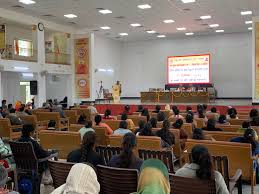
top-left (123, 105), bottom-right (131, 114)
top-left (114, 121), bottom-right (131, 135)
top-left (149, 117), bottom-right (157, 128)
top-left (139, 123), bottom-right (154, 136)
top-left (250, 108), bottom-right (258, 120)
top-left (242, 121), bottom-right (251, 129)
top-left (157, 112), bottom-right (165, 122)
top-left (227, 107), bottom-right (237, 117)
top-left (104, 109), bottom-right (112, 119)
top-left (108, 133), bottom-right (143, 170)
top-left (156, 120), bottom-right (175, 147)
top-left (137, 105), bottom-right (144, 112)
top-left (78, 114), bottom-right (87, 124)
top-left (136, 159), bottom-right (170, 194)
top-left (21, 124), bottom-right (35, 138)
top-left (203, 119), bottom-right (222, 131)
top-left (48, 120), bottom-right (56, 130)
top-left (135, 120), bottom-right (146, 135)
top-left (186, 106), bottom-right (192, 113)
top-left (154, 105), bottom-right (161, 113)
top-left (172, 119), bottom-right (184, 129)
top-left (7, 104), bottom-right (13, 110)
top-left (192, 128), bottom-right (205, 140)
top-left (197, 108), bottom-right (205, 118)
top-left (237, 128), bottom-right (259, 155)
top-left (210, 107), bottom-right (217, 113)
top-left (121, 113), bottom-right (128, 121)
top-left (9, 108), bottom-right (16, 114)
top-left (51, 163), bottom-right (100, 194)
top-left (185, 114), bottom-right (194, 124)
top-left (173, 108), bottom-right (180, 116)
top-left (218, 115), bottom-right (228, 124)
top-left (94, 115), bottom-right (102, 126)
top-left (229, 113), bottom-right (237, 119)
top-left (141, 108), bottom-right (150, 121)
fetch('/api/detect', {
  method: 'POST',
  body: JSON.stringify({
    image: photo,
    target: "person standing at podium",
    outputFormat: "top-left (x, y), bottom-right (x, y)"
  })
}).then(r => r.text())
top-left (112, 81), bottom-right (122, 103)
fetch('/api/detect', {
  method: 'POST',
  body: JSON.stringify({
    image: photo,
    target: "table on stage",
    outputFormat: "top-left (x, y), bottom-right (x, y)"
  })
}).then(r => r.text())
top-left (140, 91), bottom-right (209, 103)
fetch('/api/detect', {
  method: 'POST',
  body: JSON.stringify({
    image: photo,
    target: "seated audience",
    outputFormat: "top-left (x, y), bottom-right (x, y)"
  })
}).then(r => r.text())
top-left (79, 120), bottom-right (94, 140)
top-left (172, 118), bottom-right (188, 149)
top-left (78, 114), bottom-right (87, 125)
top-left (196, 108), bottom-right (208, 120)
top-left (47, 120), bottom-right (56, 130)
top-left (192, 128), bottom-right (214, 141)
top-left (186, 114), bottom-right (197, 128)
top-left (139, 123), bottom-right (154, 136)
top-left (186, 106), bottom-right (192, 113)
top-left (87, 102), bottom-right (98, 114)
top-left (53, 104), bottom-right (65, 118)
top-left (250, 108), bottom-right (259, 121)
top-left (121, 113), bottom-right (135, 129)
top-left (207, 107), bottom-right (220, 120)
top-left (157, 111), bottom-right (166, 122)
top-left (250, 115), bottom-right (259, 126)
top-left (141, 108), bottom-right (150, 121)
top-left (122, 105), bottom-right (132, 115)
top-left (153, 105), bottom-right (161, 113)
top-left (237, 122), bottom-right (258, 140)
top-left (175, 145), bottom-right (229, 194)
top-left (16, 106), bottom-right (28, 117)
top-left (102, 109), bottom-right (114, 120)
top-left (51, 163), bottom-right (100, 194)
top-left (0, 165), bottom-right (19, 194)
top-left (136, 105), bottom-right (144, 113)
top-left (108, 133), bottom-right (143, 170)
top-left (202, 119), bottom-right (223, 131)
top-left (135, 120), bottom-right (146, 135)
top-left (67, 131), bottom-right (104, 166)
top-left (227, 107), bottom-right (238, 119)
top-left (156, 120), bottom-right (175, 148)
top-left (1, 100), bottom-right (7, 109)
top-left (217, 115), bottom-right (230, 125)
top-left (6, 108), bottom-right (23, 125)
top-left (170, 108), bottom-right (184, 119)
top-left (114, 121), bottom-right (132, 135)
top-left (164, 104), bottom-right (171, 112)
top-left (7, 104), bottom-right (13, 112)
top-left (0, 137), bottom-right (12, 166)
top-left (149, 117), bottom-right (157, 128)
top-left (94, 115), bottom-right (113, 135)
top-left (134, 159), bottom-right (170, 194)
top-left (203, 104), bottom-right (208, 112)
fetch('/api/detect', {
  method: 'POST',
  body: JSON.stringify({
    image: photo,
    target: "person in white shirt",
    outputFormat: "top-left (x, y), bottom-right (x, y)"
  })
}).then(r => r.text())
top-left (87, 102), bottom-right (98, 114)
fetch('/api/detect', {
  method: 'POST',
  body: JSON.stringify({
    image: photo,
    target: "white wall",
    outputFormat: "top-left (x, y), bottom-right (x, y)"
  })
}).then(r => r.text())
top-left (119, 32), bottom-right (252, 98)
top-left (93, 35), bottom-right (122, 99)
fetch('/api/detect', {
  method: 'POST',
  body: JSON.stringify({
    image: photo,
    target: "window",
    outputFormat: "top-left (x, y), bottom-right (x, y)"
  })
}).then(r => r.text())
top-left (14, 39), bottom-right (33, 57)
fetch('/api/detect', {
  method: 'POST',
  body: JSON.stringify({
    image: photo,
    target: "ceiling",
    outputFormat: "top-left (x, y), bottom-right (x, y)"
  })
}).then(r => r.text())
top-left (0, 0), bottom-right (258, 41)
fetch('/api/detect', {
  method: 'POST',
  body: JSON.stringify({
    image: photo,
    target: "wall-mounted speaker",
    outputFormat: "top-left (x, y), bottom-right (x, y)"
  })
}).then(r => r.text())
top-left (30, 81), bottom-right (38, 95)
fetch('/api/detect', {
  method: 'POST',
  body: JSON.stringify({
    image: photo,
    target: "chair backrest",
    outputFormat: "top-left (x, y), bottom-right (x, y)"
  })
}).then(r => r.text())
top-left (169, 174), bottom-right (216, 194)
top-left (182, 123), bottom-right (193, 138)
top-left (95, 146), bottom-right (122, 165)
top-left (109, 135), bottom-right (123, 147)
top-left (71, 108), bottom-right (91, 121)
top-left (228, 119), bottom-right (248, 126)
top-left (138, 149), bottom-right (174, 173)
top-left (69, 124), bottom-right (84, 132)
top-left (64, 110), bottom-right (78, 124)
top-left (137, 136), bottom-right (162, 151)
top-left (0, 118), bottom-right (21, 139)
top-left (19, 115), bottom-right (37, 128)
top-left (215, 125), bottom-right (240, 132)
top-left (206, 113), bottom-right (218, 120)
top-left (161, 110), bottom-right (171, 119)
top-left (94, 126), bottom-right (109, 146)
top-left (203, 131), bottom-right (242, 141)
top-left (195, 118), bottom-right (206, 128)
top-left (9, 141), bottom-right (38, 171)
top-left (169, 129), bottom-right (181, 158)
top-left (125, 115), bottom-right (147, 126)
top-left (48, 160), bottom-right (75, 188)
top-left (39, 130), bottom-right (81, 159)
top-left (186, 139), bottom-right (253, 181)
top-left (102, 120), bottom-right (122, 131)
top-left (97, 165), bottom-right (138, 194)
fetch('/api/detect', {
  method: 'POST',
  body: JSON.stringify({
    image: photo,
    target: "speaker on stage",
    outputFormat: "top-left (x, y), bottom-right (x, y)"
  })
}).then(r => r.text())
top-left (30, 81), bottom-right (38, 95)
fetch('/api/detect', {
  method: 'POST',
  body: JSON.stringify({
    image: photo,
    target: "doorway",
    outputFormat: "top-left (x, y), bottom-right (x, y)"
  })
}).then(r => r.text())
top-left (20, 82), bottom-right (32, 104)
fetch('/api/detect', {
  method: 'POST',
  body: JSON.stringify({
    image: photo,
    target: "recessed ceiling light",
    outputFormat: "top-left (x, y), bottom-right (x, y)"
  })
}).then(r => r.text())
top-left (181, 0), bottom-right (196, 3)
top-left (200, 15), bottom-right (211, 20)
top-left (241, 10), bottom-right (252, 15)
top-left (177, 27), bottom-right (186, 31)
top-left (119, 33), bottom-right (128, 36)
top-left (22, 73), bottom-right (33, 77)
top-left (19, 0), bottom-right (35, 5)
top-left (138, 4), bottom-right (151, 9)
top-left (163, 19), bottom-right (175, 23)
top-left (130, 23), bottom-right (141, 27)
top-left (146, 30), bottom-right (156, 34)
top-left (64, 14), bottom-right (77, 18)
top-left (248, 27), bottom-right (253, 30)
top-left (157, 35), bottom-right (166, 38)
top-left (245, 21), bottom-right (253, 24)
top-left (100, 26), bottom-right (111, 30)
top-left (209, 24), bottom-right (219, 28)
top-left (185, 32), bottom-right (194, 36)
top-left (215, 30), bottom-right (224, 33)
top-left (14, 66), bottom-right (29, 70)
top-left (99, 9), bottom-right (112, 14)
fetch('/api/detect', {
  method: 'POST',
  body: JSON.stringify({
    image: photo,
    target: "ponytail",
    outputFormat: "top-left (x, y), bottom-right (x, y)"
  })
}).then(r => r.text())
top-left (80, 131), bottom-right (96, 162)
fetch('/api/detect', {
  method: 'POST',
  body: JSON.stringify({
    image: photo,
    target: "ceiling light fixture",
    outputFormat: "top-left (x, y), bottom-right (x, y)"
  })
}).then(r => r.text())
top-left (200, 15), bottom-right (211, 20)
top-left (215, 30), bottom-right (224, 32)
top-left (130, 23), bottom-right (141, 27)
top-left (209, 24), bottom-right (219, 28)
top-left (185, 32), bottom-right (194, 36)
top-left (163, 19), bottom-right (175, 23)
top-left (100, 26), bottom-right (111, 30)
top-left (181, 0), bottom-right (196, 3)
top-left (99, 9), bottom-right (112, 14)
top-left (146, 30), bottom-right (156, 34)
top-left (14, 66), bottom-right (29, 70)
top-left (240, 10), bottom-right (252, 15)
top-left (119, 33), bottom-right (128, 36)
top-left (245, 21), bottom-right (252, 24)
top-left (157, 35), bottom-right (166, 38)
top-left (137, 4), bottom-right (151, 9)
top-left (248, 27), bottom-right (253, 30)
top-left (22, 73), bottom-right (33, 77)
top-left (177, 27), bottom-right (186, 31)
top-left (19, 0), bottom-right (35, 5)
top-left (64, 14), bottom-right (77, 18)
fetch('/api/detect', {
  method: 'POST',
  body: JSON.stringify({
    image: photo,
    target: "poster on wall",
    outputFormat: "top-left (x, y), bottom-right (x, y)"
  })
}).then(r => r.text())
top-left (75, 38), bottom-right (90, 98)
top-left (0, 25), bottom-right (6, 55)
top-left (255, 23), bottom-right (259, 98)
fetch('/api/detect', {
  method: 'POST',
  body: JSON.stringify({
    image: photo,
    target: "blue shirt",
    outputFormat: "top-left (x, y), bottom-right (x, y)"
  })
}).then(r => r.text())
top-left (113, 128), bottom-right (132, 135)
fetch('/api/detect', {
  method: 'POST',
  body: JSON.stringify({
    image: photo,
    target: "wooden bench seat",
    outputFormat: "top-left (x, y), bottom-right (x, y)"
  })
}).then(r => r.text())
top-left (39, 130), bottom-right (81, 159)
top-left (0, 118), bottom-right (22, 140)
top-left (35, 112), bottom-right (69, 130)
top-left (64, 110), bottom-right (79, 124)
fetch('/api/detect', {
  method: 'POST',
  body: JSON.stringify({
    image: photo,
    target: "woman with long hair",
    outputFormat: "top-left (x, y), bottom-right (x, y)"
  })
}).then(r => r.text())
top-left (172, 119), bottom-right (188, 149)
top-left (149, 117), bottom-right (158, 128)
top-left (203, 119), bottom-right (223, 131)
top-left (175, 145), bottom-right (229, 194)
top-left (108, 133), bottom-right (143, 170)
top-left (156, 120), bottom-right (175, 147)
top-left (103, 109), bottom-right (114, 120)
top-left (139, 123), bottom-right (154, 136)
top-left (141, 108), bottom-right (150, 121)
top-left (67, 131), bottom-right (104, 167)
